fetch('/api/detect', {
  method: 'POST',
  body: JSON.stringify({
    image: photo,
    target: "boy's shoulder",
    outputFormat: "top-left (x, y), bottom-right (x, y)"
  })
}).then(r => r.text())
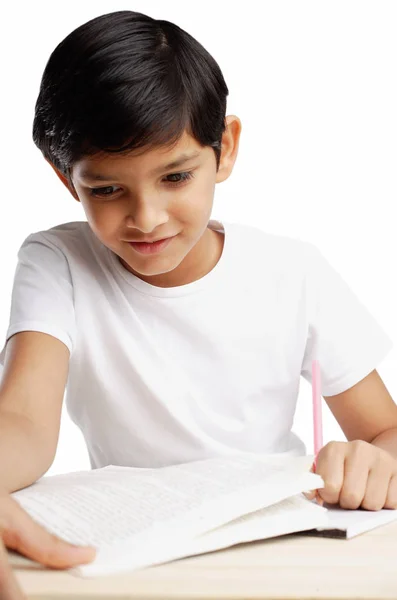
top-left (229, 220), bottom-right (316, 269)
top-left (16, 221), bottom-right (98, 271)
top-left (22, 220), bottom-right (90, 247)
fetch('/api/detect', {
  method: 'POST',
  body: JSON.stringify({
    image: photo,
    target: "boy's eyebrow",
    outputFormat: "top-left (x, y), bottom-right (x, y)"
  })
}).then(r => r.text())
top-left (78, 151), bottom-right (201, 182)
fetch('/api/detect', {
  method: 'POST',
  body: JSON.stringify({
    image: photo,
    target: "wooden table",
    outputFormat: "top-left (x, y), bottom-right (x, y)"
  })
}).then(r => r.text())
top-left (9, 520), bottom-right (397, 599)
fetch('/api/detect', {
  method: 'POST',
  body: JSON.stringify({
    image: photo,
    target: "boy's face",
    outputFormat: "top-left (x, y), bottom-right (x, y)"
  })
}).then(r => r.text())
top-left (48, 115), bottom-right (241, 287)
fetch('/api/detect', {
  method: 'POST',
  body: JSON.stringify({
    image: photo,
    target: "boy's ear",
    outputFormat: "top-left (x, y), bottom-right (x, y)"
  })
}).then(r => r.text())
top-left (215, 115), bottom-right (242, 184)
top-left (45, 159), bottom-right (80, 202)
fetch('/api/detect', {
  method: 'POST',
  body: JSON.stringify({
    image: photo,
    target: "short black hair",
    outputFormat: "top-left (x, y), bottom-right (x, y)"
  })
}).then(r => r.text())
top-left (32, 10), bottom-right (229, 188)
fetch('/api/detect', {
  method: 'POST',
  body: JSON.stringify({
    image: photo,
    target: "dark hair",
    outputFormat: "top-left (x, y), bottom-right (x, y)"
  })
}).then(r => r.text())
top-left (32, 10), bottom-right (229, 188)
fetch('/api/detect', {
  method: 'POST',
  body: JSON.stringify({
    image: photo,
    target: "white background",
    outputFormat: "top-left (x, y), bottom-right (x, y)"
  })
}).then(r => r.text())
top-left (0, 1), bottom-right (396, 477)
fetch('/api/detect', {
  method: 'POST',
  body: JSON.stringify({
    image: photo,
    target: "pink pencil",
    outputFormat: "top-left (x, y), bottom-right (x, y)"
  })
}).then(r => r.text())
top-left (312, 359), bottom-right (323, 470)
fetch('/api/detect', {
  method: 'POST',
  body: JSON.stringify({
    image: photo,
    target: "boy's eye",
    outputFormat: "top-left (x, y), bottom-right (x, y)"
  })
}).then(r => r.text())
top-left (89, 171), bottom-right (195, 198)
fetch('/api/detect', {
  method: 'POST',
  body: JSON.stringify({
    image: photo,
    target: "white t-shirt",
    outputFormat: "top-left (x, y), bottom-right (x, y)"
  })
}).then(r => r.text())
top-left (0, 219), bottom-right (393, 469)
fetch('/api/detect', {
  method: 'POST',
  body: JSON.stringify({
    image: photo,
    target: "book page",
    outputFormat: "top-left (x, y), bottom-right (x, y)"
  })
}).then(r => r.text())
top-left (170, 495), bottom-right (329, 561)
top-left (11, 454), bottom-right (323, 575)
top-left (74, 494), bottom-right (330, 578)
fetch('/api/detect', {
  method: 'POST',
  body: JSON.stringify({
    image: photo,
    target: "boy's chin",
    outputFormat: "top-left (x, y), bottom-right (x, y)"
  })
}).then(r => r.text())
top-left (119, 254), bottom-right (183, 277)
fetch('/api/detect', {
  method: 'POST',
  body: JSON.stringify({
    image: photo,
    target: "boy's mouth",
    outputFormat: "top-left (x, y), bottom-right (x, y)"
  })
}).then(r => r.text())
top-left (127, 236), bottom-right (175, 255)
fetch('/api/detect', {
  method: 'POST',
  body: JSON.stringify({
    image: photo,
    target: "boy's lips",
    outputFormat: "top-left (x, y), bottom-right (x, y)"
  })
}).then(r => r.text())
top-left (125, 235), bottom-right (175, 243)
top-left (127, 235), bottom-right (176, 255)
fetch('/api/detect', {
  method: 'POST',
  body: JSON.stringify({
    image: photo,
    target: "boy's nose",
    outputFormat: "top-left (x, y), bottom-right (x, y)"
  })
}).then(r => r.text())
top-left (126, 202), bottom-right (169, 234)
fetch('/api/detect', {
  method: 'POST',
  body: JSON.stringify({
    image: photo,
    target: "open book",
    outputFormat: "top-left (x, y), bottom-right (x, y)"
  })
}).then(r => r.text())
top-left (10, 454), bottom-right (397, 578)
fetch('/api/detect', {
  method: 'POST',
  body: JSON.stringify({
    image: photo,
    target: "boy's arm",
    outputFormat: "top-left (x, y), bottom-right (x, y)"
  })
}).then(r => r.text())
top-left (0, 227), bottom-right (78, 596)
top-left (324, 369), bottom-right (397, 457)
top-left (0, 332), bottom-right (96, 574)
top-left (0, 411), bottom-right (56, 494)
top-left (0, 331), bottom-right (70, 493)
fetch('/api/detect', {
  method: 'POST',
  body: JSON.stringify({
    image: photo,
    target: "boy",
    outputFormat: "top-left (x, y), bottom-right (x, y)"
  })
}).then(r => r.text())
top-left (1, 9), bottom-right (397, 597)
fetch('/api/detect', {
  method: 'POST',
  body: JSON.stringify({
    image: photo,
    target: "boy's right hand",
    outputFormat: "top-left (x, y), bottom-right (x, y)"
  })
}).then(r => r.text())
top-left (0, 491), bottom-right (96, 598)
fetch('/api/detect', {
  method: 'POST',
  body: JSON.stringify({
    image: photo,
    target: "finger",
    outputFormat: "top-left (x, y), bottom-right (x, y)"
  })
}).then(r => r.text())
top-left (308, 460), bottom-right (324, 505)
top-left (339, 445), bottom-right (370, 510)
top-left (385, 474), bottom-right (397, 510)
top-left (0, 534), bottom-right (26, 600)
top-left (360, 467), bottom-right (389, 511)
top-left (315, 442), bottom-right (345, 505)
top-left (3, 501), bottom-right (96, 569)
top-left (303, 490), bottom-right (316, 501)
top-left (314, 491), bottom-right (324, 506)
top-left (303, 490), bottom-right (324, 506)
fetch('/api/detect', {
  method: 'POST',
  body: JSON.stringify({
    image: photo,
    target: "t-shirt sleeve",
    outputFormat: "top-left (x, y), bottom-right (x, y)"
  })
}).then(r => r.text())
top-left (0, 232), bottom-right (76, 369)
top-left (300, 242), bottom-right (393, 396)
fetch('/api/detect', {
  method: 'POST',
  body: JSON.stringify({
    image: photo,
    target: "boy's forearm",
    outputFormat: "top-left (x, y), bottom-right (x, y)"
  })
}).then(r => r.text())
top-left (370, 427), bottom-right (397, 462)
top-left (0, 410), bottom-right (53, 494)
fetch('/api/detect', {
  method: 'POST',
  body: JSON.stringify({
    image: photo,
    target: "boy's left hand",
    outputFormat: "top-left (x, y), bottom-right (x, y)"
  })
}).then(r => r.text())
top-left (304, 440), bottom-right (397, 510)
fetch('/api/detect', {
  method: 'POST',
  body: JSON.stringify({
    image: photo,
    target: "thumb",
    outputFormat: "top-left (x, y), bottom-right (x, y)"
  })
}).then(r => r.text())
top-left (304, 460), bottom-right (325, 504)
top-left (303, 490), bottom-right (316, 501)
top-left (2, 501), bottom-right (96, 569)
top-left (303, 461), bottom-right (317, 500)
